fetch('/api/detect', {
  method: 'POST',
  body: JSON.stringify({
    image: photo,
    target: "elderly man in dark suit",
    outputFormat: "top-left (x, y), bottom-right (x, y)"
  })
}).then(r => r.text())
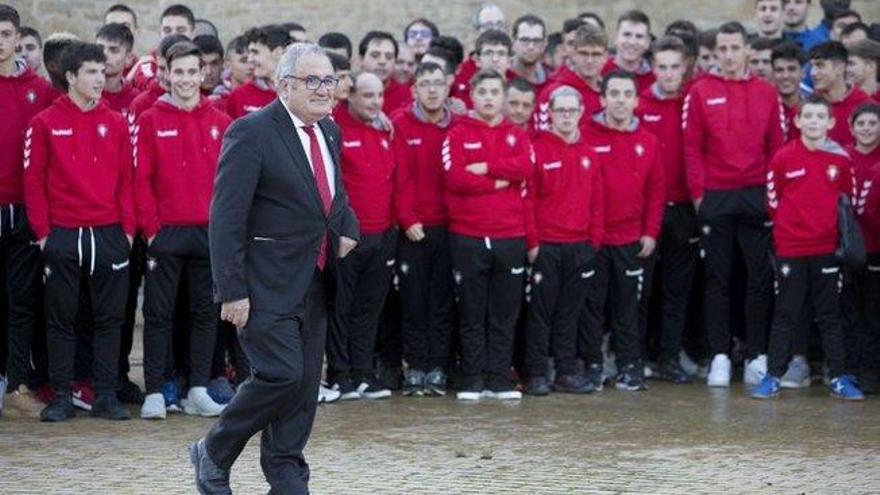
top-left (189, 42), bottom-right (359, 495)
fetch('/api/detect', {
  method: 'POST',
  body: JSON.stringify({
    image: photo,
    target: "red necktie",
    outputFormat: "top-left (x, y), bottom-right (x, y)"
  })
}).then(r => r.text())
top-left (302, 125), bottom-right (333, 270)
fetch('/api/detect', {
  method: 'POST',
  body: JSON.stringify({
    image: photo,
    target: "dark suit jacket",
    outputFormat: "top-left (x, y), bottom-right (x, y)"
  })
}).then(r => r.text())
top-left (210, 99), bottom-right (360, 314)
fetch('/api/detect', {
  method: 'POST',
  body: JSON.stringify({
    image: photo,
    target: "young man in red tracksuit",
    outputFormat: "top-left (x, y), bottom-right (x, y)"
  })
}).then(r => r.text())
top-left (392, 62), bottom-right (457, 397)
top-left (126, 4), bottom-right (194, 91)
top-left (579, 70), bottom-right (664, 392)
top-left (134, 42), bottom-right (231, 420)
top-left (771, 43), bottom-right (806, 143)
top-left (24, 43), bottom-right (135, 422)
top-left (523, 85), bottom-right (604, 396)
top-left (444, 69), bottom-right (533, 401)
top-left (683, 22), bottom-right (786, 388)
top-left (359, 31), bottom-right (412, 115)
top-left (752, 96), bottom-right (864, 400)
top-left (0, 4), bottom-right (55, 418)
top-left (534, 26), bottom-right (607, 133)
top-left (225, 26), bottom-right (290, 120)
top-left (128, 33), bottom-right (190, 120)
top-left (846, 103), bottom-right (880, 393)
top-left (810, 41), bottom-right (872, 148)
top-left (635, 36), bottom-right (697, 384)
top-left (601, 10), bottom-right (656, 93)
top-left (327, 72), bottom-right (397, 400)
top-left (97, 23), bottom-right (139, 116)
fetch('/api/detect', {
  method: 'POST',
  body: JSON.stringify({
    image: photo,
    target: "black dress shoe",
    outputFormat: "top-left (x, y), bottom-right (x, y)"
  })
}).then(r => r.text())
top-left (117, 379), bottom-right (145, 405)
top-left (526, 376), bottom-right (551, 396)
top-left (90, 394), bottom-right (132, 420)
top-left (190, 438), bottom-right (232, 495)
top-left (40, 396), bottom-right (76, 422)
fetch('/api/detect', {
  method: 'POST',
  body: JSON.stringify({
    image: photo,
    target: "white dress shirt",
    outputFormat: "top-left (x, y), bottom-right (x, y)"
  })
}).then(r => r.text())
top-left (281, 101), bottom-right (336, 197)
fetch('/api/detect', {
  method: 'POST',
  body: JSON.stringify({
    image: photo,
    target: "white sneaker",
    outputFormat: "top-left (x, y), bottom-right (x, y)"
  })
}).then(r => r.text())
top-left (481, 389), bottom-right (522, 400)
top-left (678, 350), bottom-right (699, 376)
top-left (318, 384), bottom-right (341, 404)
top-left (780, 355), bottom-right (811, 389)
top-left (707, 354), bottom-right (732, 387)
top-left (456, 390), bottom-right (482, 401)
top-left (184, 387), bottom-right (227, 417)
top-left (744, 354), bottom-right (768, 386)
top-left (140, 393), bottom-right (167, 420)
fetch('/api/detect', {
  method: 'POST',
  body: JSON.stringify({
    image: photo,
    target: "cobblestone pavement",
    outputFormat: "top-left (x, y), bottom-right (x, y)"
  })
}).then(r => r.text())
top-left (2, 375), bottom-right (878, 495)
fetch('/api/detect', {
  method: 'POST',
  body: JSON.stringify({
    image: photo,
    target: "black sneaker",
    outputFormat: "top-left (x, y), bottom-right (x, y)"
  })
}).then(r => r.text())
top-left (484, 374), bottom-right (522, 400)
top-left (378, 365), bottom-right (403, 391)
top-left (859, 371), bottom-right (879, 395)
top-left (526, 376), bottom-right (551, 396)
top-left (40, 395), bottom-right (76, 422)
top-left (117, 378), bottom-right (145, 404)
top-left (332, 377), bottom-right (361, 401)
top-left (456, 375), bottom-right (484, 401)
top-left (655, 359), bottom-right (693, 384)
top-left (584, 363), bottom-right (604, 392)
top-left (424, 368), bottom-right (447, 396)
top-left (615, 364), bottom-right (647, 392)
top-left (356, 375), bottom-right (392, 400)
top-left (554, 374), bottom-right (596, 394)
top-left (403, 369), bottom-right (426, 397)
top-left (91, 394), bottom-right (132, 420)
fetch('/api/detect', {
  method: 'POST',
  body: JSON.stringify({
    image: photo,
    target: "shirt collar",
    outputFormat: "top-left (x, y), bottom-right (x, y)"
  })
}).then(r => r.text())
top-left (281, 99), bottom-right (311, 130)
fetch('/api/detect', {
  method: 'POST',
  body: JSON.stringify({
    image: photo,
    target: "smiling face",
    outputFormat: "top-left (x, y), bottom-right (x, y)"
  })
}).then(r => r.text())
top-left (615, 20), bottom-right (650, 65)
top-left (349, 72), bottom-right (384, 122)
top-left (851, 111), bottom-right (880, 148)
top-left (756, 0), bottom-right (784, 36)
top-left (361, 38), bottom-right (396, 83)
top-left (277, 52), bottom-right (335, 125)
top-left (773, 57), bottom-right (804, 97)
top-left (169, 53), bottom-right (201, 102)
top-left (67, 60), bottom-right (106, 102)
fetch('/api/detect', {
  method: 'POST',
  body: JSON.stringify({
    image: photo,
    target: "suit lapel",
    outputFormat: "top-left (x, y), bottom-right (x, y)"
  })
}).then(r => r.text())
top-left (269, 101), bottom-right (323, 213)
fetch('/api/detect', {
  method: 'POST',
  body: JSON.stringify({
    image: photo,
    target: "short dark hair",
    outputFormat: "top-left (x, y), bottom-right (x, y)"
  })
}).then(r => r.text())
top-left (799, 94), bottom-right (832, 115)
top-left (60, 42), bottom-right (106, 90)
top-left (841, 22), bottom-right (869, 39)
top-left (159, 33), bottom-right (190, 59)
top-left (281, 21), bottom-right (305, 33)
top-left (226, 35), bottom-right (247, 55)
top-left (572, 25), bottom-right (609, 49)
top-left (666, 20), bottom-right (698, 37)
top-left (43, 33), bottom-right (79, 90)
top-left (771, 42), bottom-right (807, 66)
top-left (512, 14), bottom-right (545, 39)
top-left (245, 25), bottom-right (291, 51)
top-left (358, 30), bottom-right (398, 58)
top-left (546, 32), bottom-right (563, 56)
top-left (429, 35), bottom-right (464, 67)
top-left (194, 19), bottom-right (218, 38)
top-left (653, 35), bottom-right (688, 59)
top-left (423, 46), bottom-right (455, 73)
top-left (810, 41), bottom-right (848, 63)
top-left (318, 32), bottom-right (352, 60)
top-left (470, 69), bottom-right (506, 91)
top-left (96, 22), bottom-right (134, 52)
top-left (19, 26), bottom-right (41, 46)
top-left (563, 18), bottom-right (587, 35)
top-left (193, 34), bottom-right (223, 58)
top-left (577, 12), bottom-right (606, 30)
top-left (161, 4), bottom-right (195, 27)
top-left (699, 29), bottom-right (718, 49)
top-left (104, 4), bottom-right (137, 28)
top-left (404, 18), bottom-right (439, 41)
top-left (601, 69), bottom-right (637, 95)
top-left (475, 29), bottom-right (512, 54)
top-left (750, 36), bottom-right (782, 52)
top-left (508, 77), bottom-right (535, 95)
top-left (717, 21), bottom-right (748, 41)
top-left (675, 31), bottom-right (699, 58)
top-left (618, 10), bottom-right (651, 31)
top-left (413, 61), bottom-right (444, 79)
top-left (0, 4), bottom-right (20, 29)
top-left (847, 39), bottom-right (880, 68)
top-left (165, 40), bottom-right (202, 68)
top-left (327, 51), bottom-right (350, 72)
top-left (851, 102), bottom-right (880, 124)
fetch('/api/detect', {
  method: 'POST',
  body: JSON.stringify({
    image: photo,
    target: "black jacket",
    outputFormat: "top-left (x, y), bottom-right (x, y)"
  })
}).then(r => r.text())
top-left (210, 99), bottom-right (360, 314)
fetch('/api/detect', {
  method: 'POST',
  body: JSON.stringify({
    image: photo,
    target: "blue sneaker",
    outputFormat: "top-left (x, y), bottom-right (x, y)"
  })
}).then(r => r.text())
top-left (162, 381), bottom-right (182, 412)
top-left (207, 377), bottom-right (235, 405)
top-left (829, 375), bottom-right (865, 401)
top-left (751, 375), bottom-right (781, 399)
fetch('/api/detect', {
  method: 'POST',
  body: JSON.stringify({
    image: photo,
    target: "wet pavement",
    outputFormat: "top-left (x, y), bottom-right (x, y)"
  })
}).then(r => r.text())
top-left (2, 374), bottom-right (878, 494)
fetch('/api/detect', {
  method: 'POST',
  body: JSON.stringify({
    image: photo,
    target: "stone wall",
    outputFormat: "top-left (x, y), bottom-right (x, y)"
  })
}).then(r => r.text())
top-left (12, 0), bottom-right (880, 55)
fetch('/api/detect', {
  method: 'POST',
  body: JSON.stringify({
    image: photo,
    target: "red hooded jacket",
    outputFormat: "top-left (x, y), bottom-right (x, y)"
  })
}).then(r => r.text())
top-left (129, 80), bottom-right (165, 119)
top-left (527, 130), bottom-right (604, 249)
top-left (383, 78), bottom-right (412, 115)
top-left (102, 81), bottom-right (140, 116)
top-left (24, 97), bottom-right (136, 239)
top-left (442, 114), bottom-right (533, 239)
top-left (585, 113), bottom-right (664, 246)
top-left (824, 86), bottom-right (873, 148)
top-left (848, 143), bottom-right (880, 253)
top-left (334, 104), bottom-right (396, 235)
top-left (683, 72), bottom-right (786, 200)
top-left (0, 62), bottom-right (55, 205)
top-left (392, 104), bottom-right (454, 230)
top-left (602, 58), bottom-right (657, 93)
top-left (637, 84), bottom-right (688, 203)
top-left (767, 139), bottom-right (855, 258)
top-left (226, 79), bottom-right (276, 120)
top-left (533, 65), bottom-right (602, 133)
top-left (134, 97), bottom-right (232, 238)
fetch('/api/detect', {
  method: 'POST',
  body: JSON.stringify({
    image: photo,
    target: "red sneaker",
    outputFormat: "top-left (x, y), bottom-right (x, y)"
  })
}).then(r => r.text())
top-left (71, 379), bottom-right (95, 411)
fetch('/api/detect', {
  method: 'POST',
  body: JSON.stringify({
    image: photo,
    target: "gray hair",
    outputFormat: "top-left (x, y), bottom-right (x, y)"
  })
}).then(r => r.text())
top-left (275, 42), bottom-right (328, 85)
top-left (549, 85), bottom-right (583, 108)
top-left (471, 2), bottom-right (503, 29)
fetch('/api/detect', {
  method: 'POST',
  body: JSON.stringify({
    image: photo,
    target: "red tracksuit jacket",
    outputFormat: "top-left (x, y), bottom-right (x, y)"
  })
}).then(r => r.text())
top-left (848, 143), bottom-right (880, 254)
top-left (24, 96), bottom-right (136, 239)
top-left (134, 97), bottom-right (232, 238)
top-left (128, 53), bottom-right (158, 92)
top-left (602, 58), bottom-right (657, 94)
top-left (129, 80), bottom-right (165, 119)
top-left (0, 61), bottom-right (55, 205)
top-left (383, 79), bottom-right (412, 115)
top-left (226, 79), bottom-right (276, 120)
top-left (442, 114), bottom-right (533, 239)
top-left (392, 104), bottom-right (454, 230)
top-left (783, 102), bottom-right (801, 143)
top-left (767, 139), bottom-right (855, 258)
top-left (585, 113), bottom-right (664, 246)
top-left (683, 72), bottom-right (786, 200)
top-left (334, 105), bottom-right (396, 235)
top-left (637, 84), bottom-right (688, 203)
top-left (533, 65), bottom-right (602, 133)
top-left (526, 130), bottom-right (604, 249)
top-left (825, 87), bottom-right (873, 148)
top-left (102, 81), bottom-right (140, 116)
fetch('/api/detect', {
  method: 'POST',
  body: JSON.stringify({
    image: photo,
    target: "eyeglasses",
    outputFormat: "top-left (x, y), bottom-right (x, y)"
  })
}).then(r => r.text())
top-left (479, 49), bottom-right (509, 60)
top-left (407, 28), bottom-right (433, 40)
top-left (283, 75), bottom-right (340, 91)
top-left (415, 80), bottom-right (447, 89)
